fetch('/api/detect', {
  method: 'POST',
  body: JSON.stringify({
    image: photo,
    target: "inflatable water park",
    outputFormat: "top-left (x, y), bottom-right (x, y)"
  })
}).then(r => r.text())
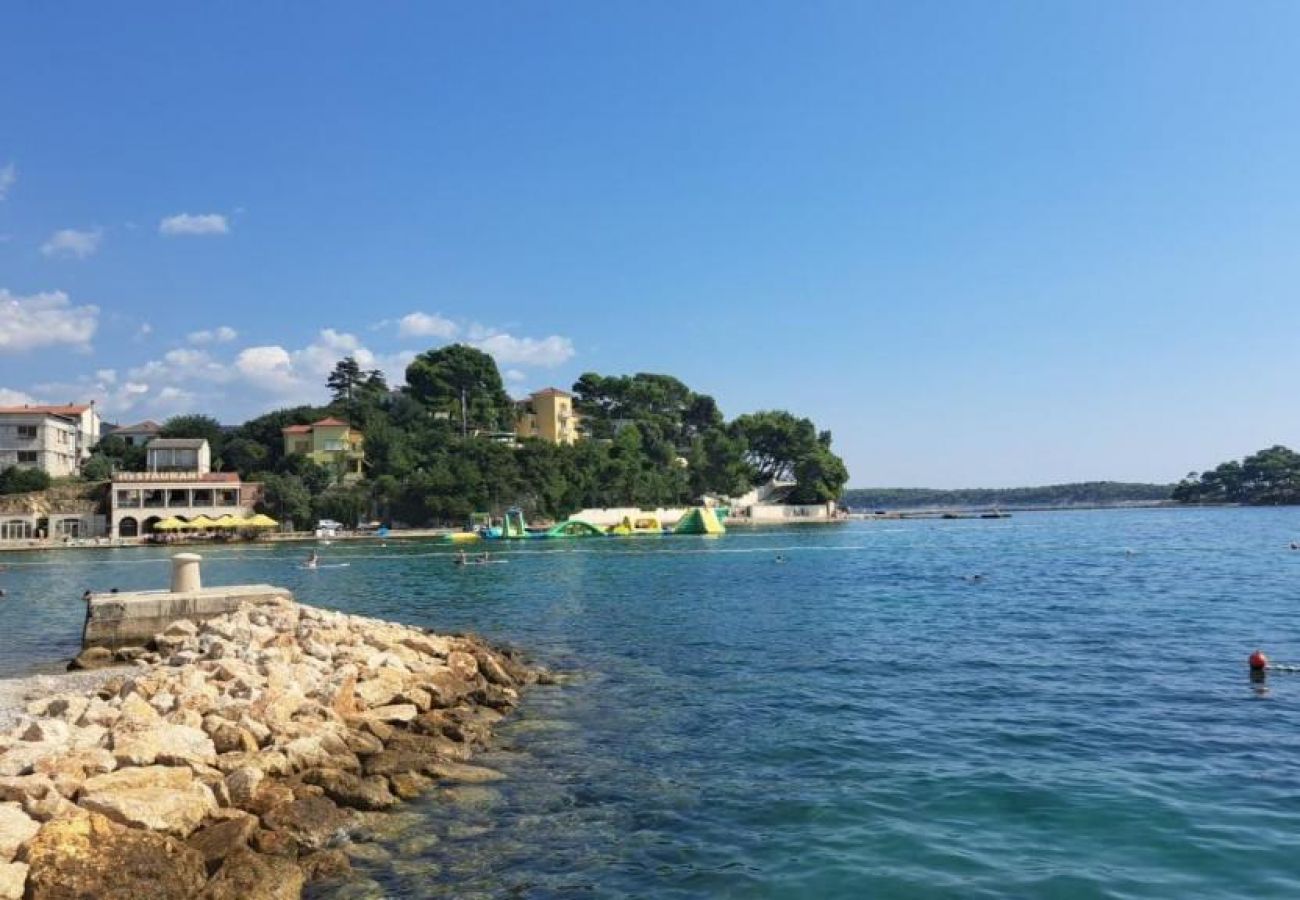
top-left (445, 506), bottom-right (725, 542)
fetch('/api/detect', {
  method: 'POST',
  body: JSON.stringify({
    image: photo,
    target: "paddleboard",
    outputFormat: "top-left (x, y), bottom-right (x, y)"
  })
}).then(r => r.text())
top-left (299, 563), bottom-right (351, 570)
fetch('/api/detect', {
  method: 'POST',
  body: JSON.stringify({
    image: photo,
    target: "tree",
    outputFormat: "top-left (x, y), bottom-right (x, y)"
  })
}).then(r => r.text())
top-left (788, 445), bottom-right (850, 503)
top-left (327, 356), bottom-right (389, 408)
top-left (80, 455), bottom-right (114, 482)
top-left (90, 434), bottom-right (145, 472)
top-left (314, 487), bottom-right (369, 528)
top-left (0, 467), bottom-right (51, 495)
top-left (405, 344), bottom-right (512, 433)
top-left (327, 357), bottom-right (365, 405)
top-left (730, 411), bottom-right (819, 483)
top-left (251, 472), bottom-right (313, 529)
top-left (1176, 445), bottom-right (1300, 505)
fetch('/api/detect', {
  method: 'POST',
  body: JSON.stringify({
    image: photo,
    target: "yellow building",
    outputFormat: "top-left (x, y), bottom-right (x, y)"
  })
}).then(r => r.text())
top-left (281, 417), bottom-right (365, 481)
top-left (514, 388), bottom-right (581, 445)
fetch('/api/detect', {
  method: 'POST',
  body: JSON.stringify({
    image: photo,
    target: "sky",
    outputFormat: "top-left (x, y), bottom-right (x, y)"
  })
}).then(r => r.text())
top-left (2, 3), bottom-right (1298, 488)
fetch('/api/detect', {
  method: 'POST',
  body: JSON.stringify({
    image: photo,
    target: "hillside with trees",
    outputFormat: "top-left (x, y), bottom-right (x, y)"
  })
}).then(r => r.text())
top-left (843, 482), bottom-right (1173, 510)
top-left (88, 345), bottom-right (849, 528)
top-left (1172, 445), bottom-right (1300, 505)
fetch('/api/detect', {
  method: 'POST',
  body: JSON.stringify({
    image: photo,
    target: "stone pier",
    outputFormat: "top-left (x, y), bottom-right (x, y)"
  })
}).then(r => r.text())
top-left (81, 554), bottom-right (293, 649)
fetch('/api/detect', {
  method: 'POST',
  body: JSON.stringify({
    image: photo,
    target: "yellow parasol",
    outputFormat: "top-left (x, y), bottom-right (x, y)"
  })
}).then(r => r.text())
top-left (188, 515), bottom-right (218, 530)
top-left (212, 515), bottom-right (242, 530)
top-left (244, 513), bottom-right (279, 530)
top-left (154, 517), bottom-right (187, 531)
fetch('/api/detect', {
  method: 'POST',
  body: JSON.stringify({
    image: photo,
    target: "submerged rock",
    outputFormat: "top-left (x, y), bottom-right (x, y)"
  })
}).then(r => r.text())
top-left (198, 846), bottom-right (304, 900)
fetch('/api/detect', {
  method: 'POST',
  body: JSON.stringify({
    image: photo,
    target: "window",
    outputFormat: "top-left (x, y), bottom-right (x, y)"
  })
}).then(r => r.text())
top-left (16, 452), bottom-right (37, 464)
top-left (116, 489), bottom-right (141, 508)
top-left (323, 440), bottom-right (345, 452)
top-left (16, 426), bottom-right (37, 440)
top-left (191, 489), bottom-right (214, 507)
top-left (1, 520), bottom-right (32, 540)
top-left (143, 489), bottom-right (166, 508)
top-left (215, 489), bottom-right (238, 507)
top-left (167, 489), bottom-right (190, 508)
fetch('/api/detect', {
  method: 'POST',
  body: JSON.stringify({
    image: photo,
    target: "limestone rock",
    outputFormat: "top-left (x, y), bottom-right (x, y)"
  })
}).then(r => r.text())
top-left (68, 647), bottom-right (114, 671)
top-left (476, 652), bottom-right (515, 687)
top-left (24, 812), bottom-right (207, 900)
top-left (301, 769), bottom-right (396, 811)
top-left (387, 771), bottom-right (432, 800)
top-left (0, 774), bottom-right (55, 805)
top-left (365, 703), bottom-right (417, 724)
top-left (353, 669), bottom-right (404, 709)
top-left (225, 766), bottom-right (264, 807)
top-left (261, 795), bottom-right (353, 851)
top-left (446, 650), bottom-right (479, 682)
top-left (0, 743), bottom-right (60, 778)
top-left (427, 761), bottom-right (506, 784)
top-left (0, 803), bottom-right (39, 862)
top-left (0, 861), bottom-right (26, 900)
top-left (199, 847), bottom-right (304, 900)
top-left (187, 811), bottom-right (258, 874)
top-left (77, 765), bottom-right (216, 838)
top-left (214, 750), bottom-right (290, 776)
top-left (299, 847), bottom-right (352, 882)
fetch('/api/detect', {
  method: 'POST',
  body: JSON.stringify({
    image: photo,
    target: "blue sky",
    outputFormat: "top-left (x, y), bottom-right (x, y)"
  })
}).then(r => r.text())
top-left (2, 3), bottom-right (1298, 487)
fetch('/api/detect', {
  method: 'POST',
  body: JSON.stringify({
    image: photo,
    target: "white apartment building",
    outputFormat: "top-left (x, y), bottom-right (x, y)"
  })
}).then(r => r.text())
top-left (0, 403), bottom-right (102, 477)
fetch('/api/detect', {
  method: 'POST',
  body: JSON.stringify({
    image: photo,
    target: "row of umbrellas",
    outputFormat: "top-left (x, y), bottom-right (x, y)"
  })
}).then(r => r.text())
top-left (153, 513), bottom-right (279, 531)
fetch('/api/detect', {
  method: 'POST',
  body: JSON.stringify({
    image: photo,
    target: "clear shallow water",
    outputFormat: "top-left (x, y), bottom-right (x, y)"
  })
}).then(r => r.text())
top-left (3, 508), bottom-right (1300, 898)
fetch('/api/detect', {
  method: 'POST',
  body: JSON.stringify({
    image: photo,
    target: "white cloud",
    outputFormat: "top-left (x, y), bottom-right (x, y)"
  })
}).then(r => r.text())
top-left (41, 228), bottom-right (103, 260)
top-left (159, 213), bottom-right (229, 236)
top-left (0, 163), bottom-right (14, 201)
top-left (504, 369), bottom-right (526, 384)
top-left (0, 387), bottom-right (34, 406)
top-left (471, 331), bottom-right (575, 367)
top-left (234, 345), bottom-right (299, 393)
top-left (398, 312), bottom-right (459, 339)
top-left (135, 323), bottom-right (153, 341)
top-left (0, 289), bottom-right (98, 352)
top-left (95, 369), bottom-right (117, 385)
top-left (187, 325), bottom-right (238, 344)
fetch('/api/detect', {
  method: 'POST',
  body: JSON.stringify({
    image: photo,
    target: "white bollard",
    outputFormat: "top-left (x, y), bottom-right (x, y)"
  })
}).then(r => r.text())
top-left (171, 553), bottom-right (202, 593)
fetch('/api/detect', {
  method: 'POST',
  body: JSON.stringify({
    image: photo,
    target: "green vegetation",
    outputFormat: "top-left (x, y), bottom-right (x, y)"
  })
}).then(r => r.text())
top-left (843, 481), bottom-right (1172, 510)
top-left (1172, 445), bottom-right (1300, 505)
top-left (118, 346), bottom-right (847, 529)
top-left (0, 466), bottom-right (52, 495)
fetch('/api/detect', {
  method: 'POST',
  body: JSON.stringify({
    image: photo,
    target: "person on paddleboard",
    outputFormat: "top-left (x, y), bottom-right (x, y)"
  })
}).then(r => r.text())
top-left (306, 550), bottom-right (319, 569)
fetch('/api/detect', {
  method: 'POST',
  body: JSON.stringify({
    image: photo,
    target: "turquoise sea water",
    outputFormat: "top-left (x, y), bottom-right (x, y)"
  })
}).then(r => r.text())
top-left (2, 508), bottom-right (1300, 898)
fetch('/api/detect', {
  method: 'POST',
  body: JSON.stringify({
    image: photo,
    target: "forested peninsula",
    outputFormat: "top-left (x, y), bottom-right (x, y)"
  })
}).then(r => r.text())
top-left (1172, 445), bottom-right (1300, 505)
top-left (843, 482), bottom-right (1173, 510)
top-left (66, 345), bottom-right (848, 527)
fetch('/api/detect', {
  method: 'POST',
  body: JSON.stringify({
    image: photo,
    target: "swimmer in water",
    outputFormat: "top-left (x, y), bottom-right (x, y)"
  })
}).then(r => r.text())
top-left (963, 574), bottom-right (985, 583)
top-left (306, 551), bottom-right (319, 569)
top-left (455, 550), bottom-right (468, 566)
top-left (775, 555), bottom-right (786, 563)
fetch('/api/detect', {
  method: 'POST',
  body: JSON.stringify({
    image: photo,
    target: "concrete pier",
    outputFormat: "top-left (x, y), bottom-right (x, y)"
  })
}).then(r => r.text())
top-left (81, 553), bottom-right (293, 649)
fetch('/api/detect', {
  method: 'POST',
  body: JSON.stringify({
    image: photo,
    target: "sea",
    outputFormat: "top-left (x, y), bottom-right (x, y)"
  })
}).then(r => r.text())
top-left (1, 507), bottom-right (1299, 899)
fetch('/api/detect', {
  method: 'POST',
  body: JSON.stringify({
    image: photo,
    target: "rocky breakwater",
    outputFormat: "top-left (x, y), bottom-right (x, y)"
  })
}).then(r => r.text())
top-left (0, 594), bottom-right (541, 899)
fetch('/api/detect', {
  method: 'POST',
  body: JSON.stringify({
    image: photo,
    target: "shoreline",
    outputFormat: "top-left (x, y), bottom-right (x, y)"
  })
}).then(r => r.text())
top-left (0, 594), bottom-right (544, 898)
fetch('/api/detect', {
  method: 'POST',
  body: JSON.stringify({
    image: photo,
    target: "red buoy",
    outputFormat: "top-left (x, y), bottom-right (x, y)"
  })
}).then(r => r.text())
top-left (1249, 650), bottom-right (1269, 671)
